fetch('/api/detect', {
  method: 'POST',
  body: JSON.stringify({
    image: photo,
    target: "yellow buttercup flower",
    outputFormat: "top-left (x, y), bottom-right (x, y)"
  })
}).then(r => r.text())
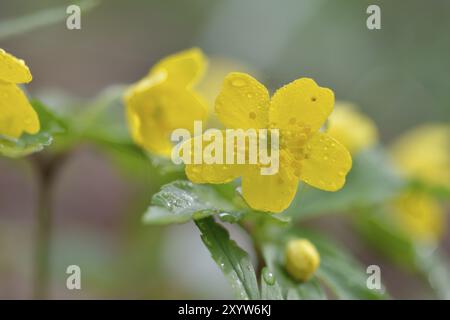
top-left (0, 49), bottom-right (39, 139)
top-left (390, 124), bottom-right (450, 189)
top-left (389, 124), bottom-right (449, 243)
top-left (326, 102), bottom-right (378, 155)
top-left (185, 73), bottom-right (352, 213)
top-left (124, 48), bottom-right (208, 156)
top-left (392, 190), bottom-right (445, 243)
top-left (285, 238), bottom-right (320, 282)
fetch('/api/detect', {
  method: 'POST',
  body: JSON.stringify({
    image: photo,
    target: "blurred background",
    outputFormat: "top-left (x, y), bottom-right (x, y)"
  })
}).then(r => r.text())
top-left (0, 0), bottom-right (449, 299)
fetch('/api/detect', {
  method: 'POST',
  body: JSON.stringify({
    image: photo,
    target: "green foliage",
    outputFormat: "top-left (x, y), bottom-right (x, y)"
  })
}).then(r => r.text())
top-left (195, 217), bottom-right (260, 300)
top-left (0, 100), bottom-right (66, 158)
top-left (143, 180), bottom-right (245, 225)
top-left (260, 267), bottom-right (284, 300)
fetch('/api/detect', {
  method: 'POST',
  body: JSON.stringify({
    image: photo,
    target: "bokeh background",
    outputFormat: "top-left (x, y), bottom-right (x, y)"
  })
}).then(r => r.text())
top-left (0, 0), bottom-right (449, 299)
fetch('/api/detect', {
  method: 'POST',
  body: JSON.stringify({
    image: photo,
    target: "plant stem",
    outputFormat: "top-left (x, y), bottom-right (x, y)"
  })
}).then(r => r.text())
top-left (32, 154), bottom-right (64, 299)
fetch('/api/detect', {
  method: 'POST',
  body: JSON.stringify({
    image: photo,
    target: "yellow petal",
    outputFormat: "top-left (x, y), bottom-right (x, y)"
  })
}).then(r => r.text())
top-left (241, 163), bottom-right (298, 213)
top-left (184, 132), bottom-right (243, 184)
top-left (0, 49), bottom-right (32, 84)
top-left (300, 132), bottom-right (352, 191)
top-left (150, 48), bottom-right (206, 88)
top-left (270, 78), bottom-right (334, 132)
top-left (0, 82), bottom-right (39, 138)
top-left (393, 191), bottom-right (445, 243)
top-left (326, 102), bottom-right (378, 155)
top-left (125, 82), bottom-right (207, 156)
top-left (215, 72), bottom-right (270, 129)
top-left (390, 124), bottom-right (450, 189)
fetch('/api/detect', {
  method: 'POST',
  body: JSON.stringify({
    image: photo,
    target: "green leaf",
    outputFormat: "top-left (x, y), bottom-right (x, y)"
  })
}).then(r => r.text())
top-left (0, 100), bottom-right (67, 158)
top-left (143, 180), bottom-right (244, 225)
top-left (288, 148), bottom-right (403, 220)
top-left (260, 267), bottom-right (284, 300)
top-left (353, 208), bottom-right (418, 267)
top-left (259, 226), bottom-right (388, 299)
top-left (195, 217), bottom-right (260, 300)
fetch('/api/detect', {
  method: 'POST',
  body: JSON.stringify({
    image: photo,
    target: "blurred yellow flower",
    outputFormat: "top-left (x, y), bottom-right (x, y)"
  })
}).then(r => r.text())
top-left (124, 48), bottom-right (208, 156)
top-left (326, 102), bottom-right (378, 155)
top-left (390, 124), bottom-right (450, 189)
top-left (0, 48), bottom-right (39, 139)
top-left (389, 124), bottom-right (449, 243)
top-left (185, 72), bottom-right (352, 213)
top-left (392, 190), bottom-right (445, 243)
top-left (285, 238), bottom-right (320, 282)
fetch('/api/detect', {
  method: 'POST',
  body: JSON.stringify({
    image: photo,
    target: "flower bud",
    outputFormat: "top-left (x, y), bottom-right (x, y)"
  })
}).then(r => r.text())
top-left (285, 238), bottom-right (320, 282)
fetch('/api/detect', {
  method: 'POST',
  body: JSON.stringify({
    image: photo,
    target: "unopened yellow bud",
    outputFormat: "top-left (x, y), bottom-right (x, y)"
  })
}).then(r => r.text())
top-left (285, 239), bottom-right (320, 282)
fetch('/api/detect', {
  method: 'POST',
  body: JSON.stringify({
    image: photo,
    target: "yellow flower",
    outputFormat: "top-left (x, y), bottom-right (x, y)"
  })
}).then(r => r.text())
top-left (185, 73), bottom-right (352, 213)
top-left (0, 49), bottom-right (39, 139)
top-left (388, 125), bottom-right (449, 243)
top-left (326, 102), bottom-right (378, 155)
top-left (392, 190), bottom-right (445, 243)
top-left (285, 238), bottom-right (320, 282)
top-left (124, 48), bottom-right (208, 156)
top-left (196, 57), bottom-right (255, 119)
top-left (390, 124), bottom-right (450, 189)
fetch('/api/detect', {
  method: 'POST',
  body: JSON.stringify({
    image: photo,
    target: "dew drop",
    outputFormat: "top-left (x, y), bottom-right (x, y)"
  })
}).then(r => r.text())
top-left (262, 267), bottom-right (276, 285)
top-left (249, 111), bottom-right (257, 120)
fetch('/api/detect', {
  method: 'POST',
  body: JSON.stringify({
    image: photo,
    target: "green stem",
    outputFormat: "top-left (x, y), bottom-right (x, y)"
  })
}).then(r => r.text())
top-left (32, 154), bottom-right (64, 299)
top-left (33, 171), bottom-right (52, 299)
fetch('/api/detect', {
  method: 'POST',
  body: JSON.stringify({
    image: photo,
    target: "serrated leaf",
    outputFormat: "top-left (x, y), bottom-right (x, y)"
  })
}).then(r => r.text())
top-left (0, 100), bottom-right (66, 158)
top-left (287, 148), bottom-right (403, 219)
top-left (195, 217), bottom-right (260, 300)
top-left (143, 180), bottom-right (244, 225)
